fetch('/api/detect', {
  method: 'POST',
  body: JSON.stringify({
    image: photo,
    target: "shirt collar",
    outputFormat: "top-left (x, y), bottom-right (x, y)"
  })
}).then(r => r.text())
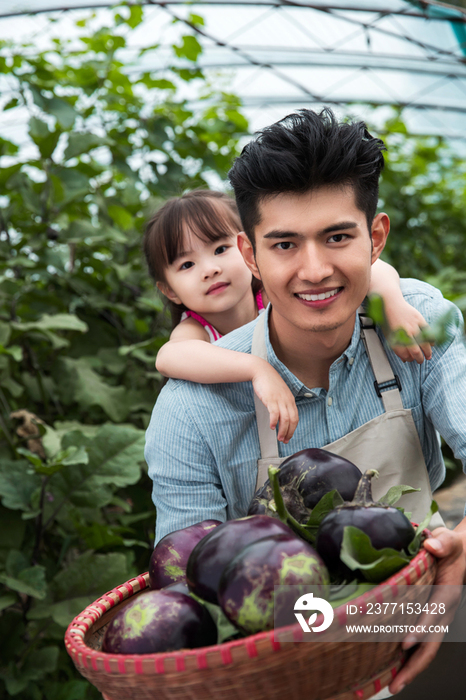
top-left (262, 304), bottom-right (361, 395)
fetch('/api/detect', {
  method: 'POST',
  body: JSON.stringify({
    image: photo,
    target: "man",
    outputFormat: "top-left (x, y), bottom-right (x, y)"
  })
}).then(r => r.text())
top-left (145, 108), bottom-right (466, 695)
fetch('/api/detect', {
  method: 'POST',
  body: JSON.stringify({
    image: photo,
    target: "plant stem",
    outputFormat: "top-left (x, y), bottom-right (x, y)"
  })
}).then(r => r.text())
top-left (267, 465), bottom-right (315, 544)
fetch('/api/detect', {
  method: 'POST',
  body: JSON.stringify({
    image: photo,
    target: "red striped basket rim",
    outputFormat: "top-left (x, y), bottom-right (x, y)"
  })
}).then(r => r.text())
top-left (64, 543), bottom-right (436, 676)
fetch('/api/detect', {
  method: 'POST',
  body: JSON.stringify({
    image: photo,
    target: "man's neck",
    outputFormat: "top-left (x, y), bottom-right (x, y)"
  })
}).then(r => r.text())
top-left (268, 308), bottom-right (356, 390)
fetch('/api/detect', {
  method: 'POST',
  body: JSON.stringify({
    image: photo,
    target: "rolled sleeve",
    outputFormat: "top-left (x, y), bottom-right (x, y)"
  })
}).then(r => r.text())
top-left (420, 294), bottom-right (466, 473)
top-left (145, 383), bottom-right (227, 543)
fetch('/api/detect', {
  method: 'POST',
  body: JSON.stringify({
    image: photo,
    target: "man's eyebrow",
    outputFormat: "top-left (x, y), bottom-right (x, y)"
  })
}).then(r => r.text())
top-left (262, 231), bottom-right (304, 239)
top-left (322, 221), bottom-right (358, 234)
top-left (262, 221), bottom-right (359, 239)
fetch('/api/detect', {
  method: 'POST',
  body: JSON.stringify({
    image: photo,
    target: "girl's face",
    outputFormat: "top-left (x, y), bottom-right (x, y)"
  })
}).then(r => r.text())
top-left (158, 229), bottom-right (253, 317)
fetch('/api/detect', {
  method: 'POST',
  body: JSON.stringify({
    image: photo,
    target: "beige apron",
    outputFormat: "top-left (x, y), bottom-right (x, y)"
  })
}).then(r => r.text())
top-left (252, 310), bottom-right (444, 528)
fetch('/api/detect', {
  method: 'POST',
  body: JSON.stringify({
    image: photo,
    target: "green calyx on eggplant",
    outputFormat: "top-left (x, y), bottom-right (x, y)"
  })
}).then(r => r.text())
top-left (248, 448), bottom-right (361, 524)
top-left (315, 469), bottom-right (416, 581)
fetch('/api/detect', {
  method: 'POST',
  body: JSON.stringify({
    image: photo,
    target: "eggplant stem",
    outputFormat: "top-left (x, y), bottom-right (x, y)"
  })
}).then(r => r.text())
top-left (353, 469), bottom-right (379, 506)
top-left (267, 465), bottom-right (314, 543)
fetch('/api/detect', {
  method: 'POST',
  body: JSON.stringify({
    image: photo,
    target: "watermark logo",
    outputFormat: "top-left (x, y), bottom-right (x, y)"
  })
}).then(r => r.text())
top-left (294, 592), bottom-right (334, 633)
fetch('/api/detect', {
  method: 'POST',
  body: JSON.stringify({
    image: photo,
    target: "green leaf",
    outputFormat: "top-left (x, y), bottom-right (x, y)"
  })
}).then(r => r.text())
top-left (408, 500), bottom-right (439, 556)
top-left (44, 96), bottom-right (77, 129)
top-left (13, 313), bottom-right (88, 334)
top-left (107, 203), bottom-right (134, 230)
top-left (4, 98), bottom-right (19, 111)
top-left (0, 508), bottom-right (26, 567)
top-left (41, 551), bottom-right (130, 626)
top-left (64, 131), bottom-right (105, 160)
top-left (417, 308), bottom-right (460, 346)
top-left (3, 646), bottom-right (60, 693)
top-left (0, 551), bottom-right (47, 599)
top-left (304, 489), bottom-right (344, 535)
top-left (365, 294), bottom-right (388, 329)
top-left (58, 357), bottom-right (130, 421)
top-left (0, 460), bottom-right (41, 512)
top-left (0, 322), bottom-right (11, 346)
top-left (173, 35), bottom-right (202, 62)
top-left (1, 376), bottom-right (23, 397)
top-left (340, 526), bottom-right (412, 584)
top-left (16, 448), bottom-right (44, 469)
top-left (0, 594), bottom-right (16, 612)
top-left (378, 484), bottom-right (421, 506)
top-left (33, 445), bottom-right (89, 476)
top-left (329, 581), bottom-right (376, 608)
top-left (41, 424), bottom-right (62, 460)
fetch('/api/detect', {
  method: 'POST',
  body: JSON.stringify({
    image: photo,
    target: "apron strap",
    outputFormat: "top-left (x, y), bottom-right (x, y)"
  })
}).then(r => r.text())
top-left (358, 308), bottom-right (404, 412)
top-left (251, 312), bottom-right (279, 460)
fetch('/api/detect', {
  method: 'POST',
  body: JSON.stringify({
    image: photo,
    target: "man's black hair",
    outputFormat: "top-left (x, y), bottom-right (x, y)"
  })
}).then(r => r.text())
top-left (228, 107), bottom-right (386, 247)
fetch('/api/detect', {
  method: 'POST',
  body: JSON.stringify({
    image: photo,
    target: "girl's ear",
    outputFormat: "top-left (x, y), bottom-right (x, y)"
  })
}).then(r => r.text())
top-left (156, 281), bottom-right (182, 305)
top-left (237, 232), bottom-right (261, 281)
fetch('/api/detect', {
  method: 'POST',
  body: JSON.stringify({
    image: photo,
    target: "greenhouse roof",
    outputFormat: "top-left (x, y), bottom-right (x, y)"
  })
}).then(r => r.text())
top-left (0, 0), bottom-right (465, 139)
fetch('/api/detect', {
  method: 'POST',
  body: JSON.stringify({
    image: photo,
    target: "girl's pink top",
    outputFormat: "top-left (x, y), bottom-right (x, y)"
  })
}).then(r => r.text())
top-left (180, 290), bottom-right (265, 343)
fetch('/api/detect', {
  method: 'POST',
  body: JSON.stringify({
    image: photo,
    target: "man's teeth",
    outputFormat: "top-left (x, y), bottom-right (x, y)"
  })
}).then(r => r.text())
top-left (298, 289), bottom-right (340, 301)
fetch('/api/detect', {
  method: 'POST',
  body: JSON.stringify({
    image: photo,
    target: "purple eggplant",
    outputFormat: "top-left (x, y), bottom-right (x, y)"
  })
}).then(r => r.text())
top-left (218, 533), bottom-right (330, 634)
top-left (186, 515), bottom-right (294, 604)
top-left (248, 448), bottom-right (361, 523)
top-left (149, 519), bottom-right (221, 589)
top-left (102, 589), bottom-right (217, 654)
top-left (315, 470), bottom-right (416, 579)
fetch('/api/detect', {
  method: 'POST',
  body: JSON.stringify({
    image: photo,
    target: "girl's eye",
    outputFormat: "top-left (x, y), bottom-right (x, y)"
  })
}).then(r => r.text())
top-left (328, 233), bottom-right (349, 243)
top-left (215, 245), bottom-right (228, 255)
top-left (275, 241), bottom-right (295, 250)
top-left (179, 261), bottom-right (194, 270)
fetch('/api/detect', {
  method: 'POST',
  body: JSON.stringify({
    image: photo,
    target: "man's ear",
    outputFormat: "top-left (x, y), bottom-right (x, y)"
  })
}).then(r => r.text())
top-left (370, 213), bottom-right (390, 265)
top-left (156, 280), bottom-right (182, 305)
top-left (237, 232), bottom-right (261, 281)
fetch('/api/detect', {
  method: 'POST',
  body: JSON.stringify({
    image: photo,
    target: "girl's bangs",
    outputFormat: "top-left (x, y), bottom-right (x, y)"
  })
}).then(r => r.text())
top-left (164, 197), bottom-right (240, 266)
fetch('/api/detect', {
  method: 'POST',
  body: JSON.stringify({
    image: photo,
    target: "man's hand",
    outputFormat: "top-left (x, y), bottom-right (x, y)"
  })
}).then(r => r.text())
top-left (389, 527), bottom-right (466, 694)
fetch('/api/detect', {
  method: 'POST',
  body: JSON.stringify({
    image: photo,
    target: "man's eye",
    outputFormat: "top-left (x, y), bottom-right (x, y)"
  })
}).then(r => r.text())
top-left (275, 241), bottom-right (294, 250)
top-left (215, 245), bottom-right (228, 255)
top-left (328, 234), bottom-right (348, 243)
top-left (180, 261), bottom-right (194, 270)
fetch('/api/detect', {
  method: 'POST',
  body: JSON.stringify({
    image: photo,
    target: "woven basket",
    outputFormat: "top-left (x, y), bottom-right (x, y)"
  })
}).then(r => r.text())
top-left (65, 544), bottom-right (437, 700)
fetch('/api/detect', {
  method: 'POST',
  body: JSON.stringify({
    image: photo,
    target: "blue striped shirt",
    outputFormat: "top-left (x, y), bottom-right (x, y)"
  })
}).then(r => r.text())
top-left (145, 279), bottom-right (466, 543)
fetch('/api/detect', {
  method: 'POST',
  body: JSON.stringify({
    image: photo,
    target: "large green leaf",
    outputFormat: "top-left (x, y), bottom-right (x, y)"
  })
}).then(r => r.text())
top-left (340, 526), bottom-right (412, 584)
top-left (64, 132), bottom-right (107, 160)
top-left (30, 551), bottom-right (130, 626)
top-left (11, 313), bottom-right (88, 334)
top-left (43, 424), bottom-right (145, 515)
top-left (0, 550), bottom-right (47, 599)
top-left (0, 460), bottom-right (41, 512)
top-left (57, 357), bottom-right (130, 421)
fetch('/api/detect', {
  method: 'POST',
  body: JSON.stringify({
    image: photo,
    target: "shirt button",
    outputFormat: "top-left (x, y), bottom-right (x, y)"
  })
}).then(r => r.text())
top-left (303, 392), bottom-right (313, 398)
top-left (349, 357), bottom-right (354, 365)
top-left (327, 397), bottom-right (333, 406)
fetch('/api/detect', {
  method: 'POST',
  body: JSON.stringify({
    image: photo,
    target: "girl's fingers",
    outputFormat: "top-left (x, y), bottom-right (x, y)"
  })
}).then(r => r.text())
top-left (419, 342), bottom-right (433, 360)
top-left (406, 344), bottom-right (426, 364)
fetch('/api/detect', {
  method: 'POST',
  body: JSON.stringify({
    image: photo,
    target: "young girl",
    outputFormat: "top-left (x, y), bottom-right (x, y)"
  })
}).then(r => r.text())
top-left (143, 190), bottom-right (431, 444)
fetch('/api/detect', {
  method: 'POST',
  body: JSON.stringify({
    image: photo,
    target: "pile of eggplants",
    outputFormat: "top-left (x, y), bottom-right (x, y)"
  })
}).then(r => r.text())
top-left (103, 448), bottom-right (437, 655)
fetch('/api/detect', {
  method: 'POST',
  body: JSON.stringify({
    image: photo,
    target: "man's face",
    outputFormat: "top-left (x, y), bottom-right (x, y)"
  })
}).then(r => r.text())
top-left (238, 185), bottom-right (388, 340)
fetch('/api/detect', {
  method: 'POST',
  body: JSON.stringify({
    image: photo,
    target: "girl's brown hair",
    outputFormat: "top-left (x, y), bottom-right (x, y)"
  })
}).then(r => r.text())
top-left (143, 190), bottom-right (260, 328)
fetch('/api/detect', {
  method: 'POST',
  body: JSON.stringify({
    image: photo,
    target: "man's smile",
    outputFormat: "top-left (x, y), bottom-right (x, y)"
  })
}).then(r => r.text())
top-left (295, 287), bottom-right (343, 305)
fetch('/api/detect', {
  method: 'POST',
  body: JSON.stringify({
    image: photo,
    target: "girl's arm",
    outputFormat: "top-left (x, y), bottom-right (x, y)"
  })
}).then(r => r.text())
top-left (156, 318), bottom-right (298, 443)
top-left (370, 259), bottom-right (433, 363)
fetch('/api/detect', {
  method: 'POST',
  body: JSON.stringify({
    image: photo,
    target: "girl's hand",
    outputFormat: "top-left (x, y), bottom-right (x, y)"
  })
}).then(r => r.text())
top-left (385, 300), bottom-right (434, 364)
top-left (251, 363), bottom-right (299, 443)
